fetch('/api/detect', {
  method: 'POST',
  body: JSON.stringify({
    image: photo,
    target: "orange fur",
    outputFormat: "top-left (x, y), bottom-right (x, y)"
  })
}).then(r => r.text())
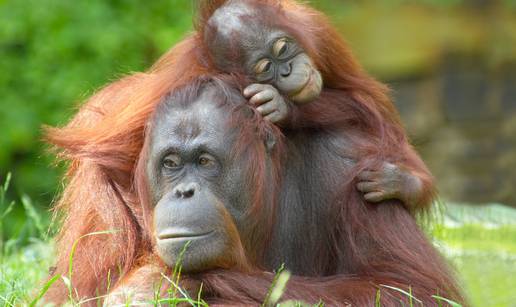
top-left (44, 1), bottom-right (460, 305)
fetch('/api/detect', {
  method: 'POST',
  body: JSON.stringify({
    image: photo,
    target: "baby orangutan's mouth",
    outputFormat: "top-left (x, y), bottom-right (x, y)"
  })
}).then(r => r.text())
top-left (289, 69), bottom-right (322, 104)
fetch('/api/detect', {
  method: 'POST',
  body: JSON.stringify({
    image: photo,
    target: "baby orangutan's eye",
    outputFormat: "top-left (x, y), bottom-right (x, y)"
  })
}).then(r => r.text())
top-left (254, 59), bottom-right (272, 74)
top-left (273, 38), bottom-right (288, 57)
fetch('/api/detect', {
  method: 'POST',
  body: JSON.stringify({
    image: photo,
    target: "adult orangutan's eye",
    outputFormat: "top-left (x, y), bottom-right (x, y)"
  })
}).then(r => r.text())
top-left (254, 59), bottom-right (272, 74)
top-left (273, 38), bottom-right (288, 57)
top-left (163, 155), bottom-right (181, 169)
top-left (198, 154), bottom-right (215, 168)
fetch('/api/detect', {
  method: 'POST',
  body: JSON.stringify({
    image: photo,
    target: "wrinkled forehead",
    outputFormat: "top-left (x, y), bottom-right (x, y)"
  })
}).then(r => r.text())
top-left (150, 86), bottom-right (233, 149)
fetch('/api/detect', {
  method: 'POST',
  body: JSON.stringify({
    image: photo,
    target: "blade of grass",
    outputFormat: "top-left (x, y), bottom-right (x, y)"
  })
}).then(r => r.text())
top-left (0, 172), bottom-right (13, 254)
top-left (1, 200), bottom-right (15, 219)
top-left (409, 286), bottom-right (413, 307)
top-left (30, 274), bottom-right (61, 307)
top-left (262, 263), bottom-right (291, 307)
top-left (160, 273), bottom-right (196, 307)
top-left (379, 284), bottom-right (422, 305)
top-left (21, 195), bottom-right (45, 236)
top-left (197, 282), bottom-right (204, 306)
top-left (67, 230), bottom-right (118, 302)
top-left (171, 240), bottom-right (191, 301)
top-left (78, 293), bottom-right (111, 305)
top-left (2, 172), bottom-right (11, 193)
top-left (432, 295), bottom-right (462, 307)
top-left (0, 294), bottom-right (15, 307)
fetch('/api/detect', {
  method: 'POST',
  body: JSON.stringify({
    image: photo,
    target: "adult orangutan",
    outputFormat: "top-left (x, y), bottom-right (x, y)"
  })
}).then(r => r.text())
top-left (199, 0), bottom-right (434, 209)
top-left (42, 0), bottom-right (464, 305)
top-left (44, 76), bottom-right (463, 305)
top-left (103, 76), bottom-right (462, 305)
top-left (194, 0), bottom-right (447, 278)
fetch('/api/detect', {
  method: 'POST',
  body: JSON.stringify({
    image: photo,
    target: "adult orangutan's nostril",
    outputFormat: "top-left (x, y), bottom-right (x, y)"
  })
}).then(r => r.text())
top-left (173, 183), bottom-right (197, 199)
top-left (174, 188), bottom-right (183, 198)
top-left (183, 188), bottom-right (195, 198)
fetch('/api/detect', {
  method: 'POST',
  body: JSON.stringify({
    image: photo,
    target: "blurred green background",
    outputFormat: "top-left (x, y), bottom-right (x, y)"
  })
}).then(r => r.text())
top-left (0, 0), bottom-right (515, 306)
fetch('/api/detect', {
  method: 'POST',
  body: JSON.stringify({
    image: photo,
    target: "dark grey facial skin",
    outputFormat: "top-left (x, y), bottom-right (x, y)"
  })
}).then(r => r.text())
top-left (146, 86), bottom-right (249, 272)
top-left (207, 2), bottom-right (322, 105)
top-left (145, 80), bottom-right (425, 278)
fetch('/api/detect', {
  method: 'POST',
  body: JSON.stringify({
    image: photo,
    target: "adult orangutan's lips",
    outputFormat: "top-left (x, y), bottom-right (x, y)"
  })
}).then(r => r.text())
top-left (157, 229), bottom-right (214, 240)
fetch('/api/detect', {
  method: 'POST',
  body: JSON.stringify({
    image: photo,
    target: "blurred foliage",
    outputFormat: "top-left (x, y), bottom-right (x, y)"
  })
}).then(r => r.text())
top-left (0, 0), bottom-right (515, 238)
top-left (0, 0), bottom-right (195, 238)
top-left (0, 1), bottom-right (515, 306)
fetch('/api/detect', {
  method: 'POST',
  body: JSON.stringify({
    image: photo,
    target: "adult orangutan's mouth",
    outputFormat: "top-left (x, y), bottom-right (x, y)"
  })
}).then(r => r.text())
top-left (157, 229), bottom-right (214, 240)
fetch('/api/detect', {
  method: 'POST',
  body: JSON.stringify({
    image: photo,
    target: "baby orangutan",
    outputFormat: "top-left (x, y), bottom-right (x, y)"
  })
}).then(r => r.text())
top-left (205, 1), bottom-right (322, 125)
top-left (203, 0), bottom-right (430, 207)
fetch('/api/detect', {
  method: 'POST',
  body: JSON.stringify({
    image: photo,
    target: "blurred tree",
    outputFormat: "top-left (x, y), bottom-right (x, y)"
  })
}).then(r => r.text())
top-left (0, 0), bottom-right (194, 238)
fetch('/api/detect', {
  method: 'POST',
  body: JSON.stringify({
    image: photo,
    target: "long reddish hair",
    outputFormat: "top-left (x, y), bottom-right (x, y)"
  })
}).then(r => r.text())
top-left (45, 0), bottom-right (451, 304)
top-left (45, 36), bottom-right (212, 302)
top-left (196, 0), bottom-right (434, 211)
top-left (44, 71), bottom-right (285, 302)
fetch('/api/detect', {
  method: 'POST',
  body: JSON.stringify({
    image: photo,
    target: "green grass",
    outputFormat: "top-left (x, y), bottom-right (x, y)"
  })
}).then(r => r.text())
top-left (1, 173), bottom-right (514, 306)
top-left (430, 204), bottom-right (516, 307)
top-left (0, 240), bottom-right (53, 306)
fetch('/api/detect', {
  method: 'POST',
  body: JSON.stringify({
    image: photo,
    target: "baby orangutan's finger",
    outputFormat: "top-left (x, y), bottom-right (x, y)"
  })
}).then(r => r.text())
top-left (357, 170), bottom-right (380, 181)
top-left (356, 181), bottom-right (379, 192)
top-left (243, 84), bottom-right (274, 98)
top-left (264, 111), bottom-right (286, 123)
top-left (256, 101), bottom-right (277, 115)
top-left (249, 90), bottom-right (274, 105)
top-left (243, 84), bottom-right (266, 97)
top-left (364, 191), bottom-right (386, 203)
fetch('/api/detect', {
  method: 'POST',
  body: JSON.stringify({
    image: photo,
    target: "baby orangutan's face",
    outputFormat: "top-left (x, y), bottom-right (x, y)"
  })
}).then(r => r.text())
top-left (244, 35), bottom-right (322, 104)
top-left (207, 2), bottom-right (323, 104)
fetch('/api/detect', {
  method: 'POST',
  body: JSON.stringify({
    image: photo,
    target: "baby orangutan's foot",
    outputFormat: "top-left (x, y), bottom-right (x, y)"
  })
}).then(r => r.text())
top-left (357, 162), bottom-right (423, 206)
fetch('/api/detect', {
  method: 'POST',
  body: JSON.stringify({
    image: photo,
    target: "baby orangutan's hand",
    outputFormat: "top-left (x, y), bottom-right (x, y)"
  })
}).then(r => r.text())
top-left (243, 84), bottom-right (289, 124)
